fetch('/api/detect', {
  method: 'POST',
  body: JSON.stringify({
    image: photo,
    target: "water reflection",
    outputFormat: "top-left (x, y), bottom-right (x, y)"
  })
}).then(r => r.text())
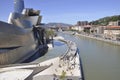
top-left (54, 40), bottom-right (65, 46)
top-left (32, 40), bottom-right (67, 63)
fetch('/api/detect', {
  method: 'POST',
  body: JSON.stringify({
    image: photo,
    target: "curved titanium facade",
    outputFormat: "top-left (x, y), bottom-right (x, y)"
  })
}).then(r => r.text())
top-left (0, 0), bottom-right (47, 65)
top-left (14, 0), bottom-right (24, 13)
top-left (0, 21), bottom-right (36, 65)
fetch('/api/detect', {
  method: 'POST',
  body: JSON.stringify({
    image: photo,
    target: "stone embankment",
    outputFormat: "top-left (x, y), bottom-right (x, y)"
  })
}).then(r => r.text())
top-left (64, 31), bottom-right (120, 46)
top-left (76, 33), bottom-right (120, 46)
top-left (33, 38), bottom-right (82, 80)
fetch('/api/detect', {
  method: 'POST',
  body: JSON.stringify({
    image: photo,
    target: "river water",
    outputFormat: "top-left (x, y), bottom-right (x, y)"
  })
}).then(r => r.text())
top-left (32, 40), bottom-right (67, 63)
top-left (33, 32), bottom-right (120, 80)
top-left (58, 32), bottom-right (120, 80)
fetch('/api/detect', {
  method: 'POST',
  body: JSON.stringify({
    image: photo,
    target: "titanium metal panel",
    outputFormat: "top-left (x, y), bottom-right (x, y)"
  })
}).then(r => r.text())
top-left (22, 16), bottom-right (42, 26)
top-left (14, 0), bottom-right (24, 13)
top-left (0, 21), bottom-right (36, 65)
top-left (11, 19), bottom-right (33, 28)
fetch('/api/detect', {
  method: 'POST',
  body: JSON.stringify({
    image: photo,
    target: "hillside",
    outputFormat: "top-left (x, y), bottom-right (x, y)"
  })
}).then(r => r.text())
top-left (90, 15), bottom-right (120, 26)
top-left (45, 23), bottom-right (72, 28)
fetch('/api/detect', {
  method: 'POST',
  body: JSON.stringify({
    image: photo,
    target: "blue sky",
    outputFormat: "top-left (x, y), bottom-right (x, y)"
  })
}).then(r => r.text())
top-left (0, 0), bottom-right (120, 24)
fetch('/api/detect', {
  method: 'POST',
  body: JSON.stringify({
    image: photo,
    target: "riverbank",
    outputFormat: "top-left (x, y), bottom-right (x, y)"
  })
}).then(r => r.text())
top-left (54, 32), bottom-right (120, 80)
top-left (76, 33), bottom-right (120, 46)
top-left (64, 31), bottom-right (120, 46)
top-left (33, 40), bottom-right (82, 80)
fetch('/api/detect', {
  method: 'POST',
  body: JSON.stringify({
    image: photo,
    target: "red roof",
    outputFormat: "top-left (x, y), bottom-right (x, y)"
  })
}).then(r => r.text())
top-left (105, 26), bottom-right (120, 30)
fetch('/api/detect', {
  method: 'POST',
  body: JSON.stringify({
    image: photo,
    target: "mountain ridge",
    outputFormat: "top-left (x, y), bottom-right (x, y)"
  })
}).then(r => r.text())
top-left (45, 22), bottom-right (73, 28)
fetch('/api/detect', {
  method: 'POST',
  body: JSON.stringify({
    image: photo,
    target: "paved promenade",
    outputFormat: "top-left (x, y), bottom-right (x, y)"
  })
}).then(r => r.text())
top-left (0, 63), bottom-right (51, 80)
top-left (33, 40), bottom-right (82, 80)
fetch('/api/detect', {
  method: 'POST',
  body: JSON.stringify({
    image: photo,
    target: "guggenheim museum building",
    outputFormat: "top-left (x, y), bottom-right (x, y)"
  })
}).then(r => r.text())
top-left (0, 0), bottom-right (48, 65)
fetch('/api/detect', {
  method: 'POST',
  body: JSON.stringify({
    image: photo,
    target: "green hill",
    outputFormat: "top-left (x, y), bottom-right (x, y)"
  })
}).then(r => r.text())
top-left (90, 15), bottom-right (120, 26)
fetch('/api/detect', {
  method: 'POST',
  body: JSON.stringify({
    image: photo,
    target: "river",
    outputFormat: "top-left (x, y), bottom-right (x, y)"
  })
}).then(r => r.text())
top-left (33, 32), bottom-right (120, 80)
top-left (32, 40), bottom-right (68, 63)
top-left (58, 32), bottom-right (120, 80)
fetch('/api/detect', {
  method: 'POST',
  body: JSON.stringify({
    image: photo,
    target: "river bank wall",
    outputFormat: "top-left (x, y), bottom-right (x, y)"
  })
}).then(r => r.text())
top-left (63, 31), bottom-right (120, 46)
top-left (76, 33), bottom-right (120, 46)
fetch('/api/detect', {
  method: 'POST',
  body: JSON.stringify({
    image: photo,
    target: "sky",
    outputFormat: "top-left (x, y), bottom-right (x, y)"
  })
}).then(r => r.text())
top-left (0, 0), bottom-right (120, 24)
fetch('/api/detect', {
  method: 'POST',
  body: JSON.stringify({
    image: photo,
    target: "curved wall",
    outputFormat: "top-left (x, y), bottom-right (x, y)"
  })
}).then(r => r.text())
top-left (0, 21), bottom-right (36, 65)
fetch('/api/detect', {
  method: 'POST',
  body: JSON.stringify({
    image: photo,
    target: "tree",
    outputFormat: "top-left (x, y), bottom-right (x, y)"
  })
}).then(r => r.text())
top-left (45, 29), bottom-right (55, 43)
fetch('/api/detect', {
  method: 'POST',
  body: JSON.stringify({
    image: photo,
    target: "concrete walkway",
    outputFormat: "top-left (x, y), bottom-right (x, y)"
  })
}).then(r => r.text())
top-left (33, 40), bottom-right (82, 80)
top-left (0, 63), bottom-right (51, 80)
